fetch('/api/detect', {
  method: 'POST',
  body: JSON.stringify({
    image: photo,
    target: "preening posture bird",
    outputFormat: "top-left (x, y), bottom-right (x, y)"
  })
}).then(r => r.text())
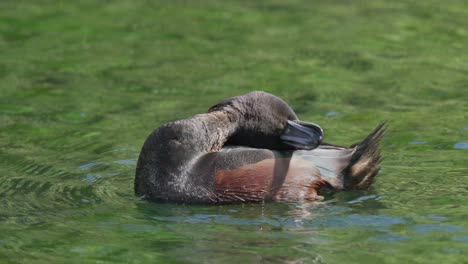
top-left (135, 91), bottom-right (385, 204)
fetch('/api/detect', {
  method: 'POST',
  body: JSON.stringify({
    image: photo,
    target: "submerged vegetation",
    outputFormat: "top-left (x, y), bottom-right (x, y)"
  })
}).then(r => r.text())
top-left (0, 0), bottom-right (467, 263)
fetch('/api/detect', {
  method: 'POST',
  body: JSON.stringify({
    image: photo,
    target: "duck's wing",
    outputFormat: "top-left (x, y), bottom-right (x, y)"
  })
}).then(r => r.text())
top-left (209, 147), bottom-right (330, 203)
top-left (193, 123), bottom-right (386, 204)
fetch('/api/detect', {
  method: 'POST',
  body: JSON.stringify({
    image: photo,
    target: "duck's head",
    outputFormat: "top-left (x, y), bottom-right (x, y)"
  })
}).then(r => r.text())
top-left (208, 91), bottom-right (323, 150)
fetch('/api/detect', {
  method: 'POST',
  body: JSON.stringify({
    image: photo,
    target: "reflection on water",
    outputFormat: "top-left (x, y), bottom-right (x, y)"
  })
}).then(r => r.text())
top-left (452, 236), bottom-right (468, 242)
top-left (370, 234), bottom-right (409, 242)
top-left (1, 0), bottom-right (468, 263)
top-left (454, 142), bottom-right (468, 149)
top-left (409, 140), bottom-right (428, 145)
top-left (408, 224), bottom-right (465, 234)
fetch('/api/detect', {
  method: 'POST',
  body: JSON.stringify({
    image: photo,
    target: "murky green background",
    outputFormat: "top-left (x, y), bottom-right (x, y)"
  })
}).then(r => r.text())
top-left (1, 0), bottom-right (467, 263)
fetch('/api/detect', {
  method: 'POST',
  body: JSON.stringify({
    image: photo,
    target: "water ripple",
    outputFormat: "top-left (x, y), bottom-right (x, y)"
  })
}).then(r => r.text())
top-left (409, 141), bottom-right (428, 145)
top-left (452, 235), bottom-right (468, 242)
top-left (113, 159), bottom-right (137, 165)
top-left (347, 195), bottom-right (385, 204)
top-left (0, 153), bottom-right (133, 213)
top-left (309, 214), bottom-right (407, 230)
top-left (369, 234), bottom-right (410, 242)
top-left (79, 162), bottom-right (104, 171)
top-left (408, 224), bottom-right (465, 234)
top-left (82, 174), bottom-right (102, 183)
top-left (152, 214), bottom-right (282, 227)
top-left (426, 214), bottom-right (448, 222)
top-left (454, 142), bottom-right (468, 149)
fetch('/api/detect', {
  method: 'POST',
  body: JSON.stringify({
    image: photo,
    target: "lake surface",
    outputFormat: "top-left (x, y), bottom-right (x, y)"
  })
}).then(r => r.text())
top-left (1, 1), bottom-right (467, 263)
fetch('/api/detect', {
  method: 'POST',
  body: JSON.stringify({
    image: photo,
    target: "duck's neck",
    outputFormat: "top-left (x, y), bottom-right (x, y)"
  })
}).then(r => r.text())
top-left (191, 110), bottom-right (240, 153)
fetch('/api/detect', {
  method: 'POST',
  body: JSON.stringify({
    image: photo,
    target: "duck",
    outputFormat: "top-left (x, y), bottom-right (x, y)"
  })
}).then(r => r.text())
top-left (135, 91), bottom-right (385, 204)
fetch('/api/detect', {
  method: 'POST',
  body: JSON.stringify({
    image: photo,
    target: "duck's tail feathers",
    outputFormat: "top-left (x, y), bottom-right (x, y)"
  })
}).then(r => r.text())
top-left (341, 122), bottom-right (387, 190)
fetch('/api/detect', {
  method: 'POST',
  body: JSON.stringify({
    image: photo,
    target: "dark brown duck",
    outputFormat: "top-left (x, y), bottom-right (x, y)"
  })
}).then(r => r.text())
top-left (135, 91), bottom-right (385, 204)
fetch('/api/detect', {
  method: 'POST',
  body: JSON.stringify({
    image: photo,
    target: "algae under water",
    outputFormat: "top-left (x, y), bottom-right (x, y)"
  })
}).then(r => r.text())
top-left (0, 1), bottom-right (467, 263)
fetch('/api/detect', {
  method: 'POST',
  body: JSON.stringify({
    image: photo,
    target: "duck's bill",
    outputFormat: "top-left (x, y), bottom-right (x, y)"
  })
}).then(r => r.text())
top-left (280, 120), bottom-right (323, 150)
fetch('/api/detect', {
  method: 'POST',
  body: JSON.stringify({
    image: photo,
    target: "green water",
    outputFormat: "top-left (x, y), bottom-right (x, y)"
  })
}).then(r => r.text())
top-left (1, 0), bottom-right (467, 263)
